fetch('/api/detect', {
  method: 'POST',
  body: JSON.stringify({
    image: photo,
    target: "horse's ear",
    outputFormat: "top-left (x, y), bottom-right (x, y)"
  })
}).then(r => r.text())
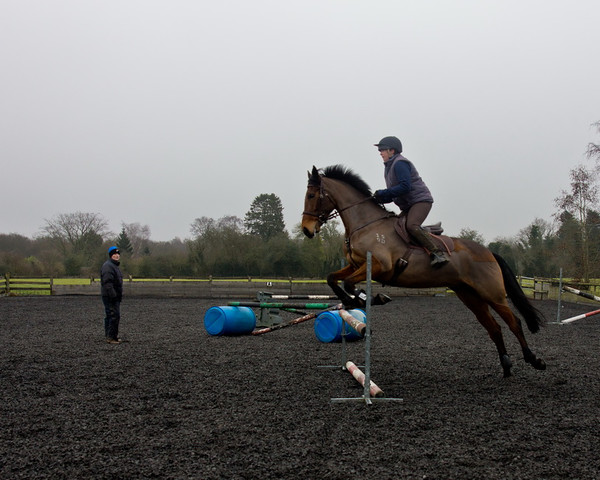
top-left (308, 166), bottom-right (320, 186)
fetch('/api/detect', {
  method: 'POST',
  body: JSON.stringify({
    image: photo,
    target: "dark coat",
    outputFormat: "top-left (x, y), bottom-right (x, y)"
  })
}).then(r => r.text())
top-left (384, 154), bottom-right (433, 211)
top-left (101, 258), bottom-right (123, 301)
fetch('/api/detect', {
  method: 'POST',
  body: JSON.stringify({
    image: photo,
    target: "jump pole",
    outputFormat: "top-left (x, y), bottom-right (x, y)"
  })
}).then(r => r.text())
top-left (339, 309), bottom-right (367, 337)
top-left (330, 251), bottom-right (403, 405)
top-left (259, 292), bottom-right (338, 300)
top-left (562, 286), bottom-right (600, 303)
top-left (560, 309), bottom-right (600, 324)
top-left (251, 304), bottom-right (343, 335)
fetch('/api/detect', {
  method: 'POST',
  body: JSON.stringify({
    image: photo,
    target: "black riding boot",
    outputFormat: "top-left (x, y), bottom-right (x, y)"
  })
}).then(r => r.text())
top-left (410, 227), bottom-right (449, 268)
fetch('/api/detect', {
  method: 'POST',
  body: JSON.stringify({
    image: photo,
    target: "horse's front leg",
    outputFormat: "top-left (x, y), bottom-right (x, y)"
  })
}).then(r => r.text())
top-left (340, 260), bottom-right (392, 308)
top-left (326, 264), bottom-right (358, 307)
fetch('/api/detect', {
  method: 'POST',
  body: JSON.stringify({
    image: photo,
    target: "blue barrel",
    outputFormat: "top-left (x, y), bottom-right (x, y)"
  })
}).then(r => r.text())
top-left (204, 306), bottom-right (256, 336)
top-left (314, 309), bottom-right (366, 343)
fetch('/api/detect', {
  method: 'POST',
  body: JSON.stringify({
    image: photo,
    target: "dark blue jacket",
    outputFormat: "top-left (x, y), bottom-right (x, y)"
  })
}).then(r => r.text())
top-left (101, 259), bottom-right (123, 301)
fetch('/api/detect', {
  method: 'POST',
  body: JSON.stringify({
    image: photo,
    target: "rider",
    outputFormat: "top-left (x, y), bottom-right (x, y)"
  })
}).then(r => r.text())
top-left (373, 136), bottom-right (449, 267)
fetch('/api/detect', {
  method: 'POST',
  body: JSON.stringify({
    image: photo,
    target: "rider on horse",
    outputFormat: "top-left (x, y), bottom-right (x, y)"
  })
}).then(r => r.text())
top-left (373, 136), bottom-right (449, 268)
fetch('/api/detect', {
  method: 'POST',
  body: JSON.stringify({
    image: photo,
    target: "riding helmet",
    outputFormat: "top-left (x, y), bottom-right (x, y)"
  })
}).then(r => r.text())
top-left (374, 136), bottom-right (402, 153)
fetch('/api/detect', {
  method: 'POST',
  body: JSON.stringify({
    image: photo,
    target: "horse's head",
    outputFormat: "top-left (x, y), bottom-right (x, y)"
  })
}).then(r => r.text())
top-left (301, 166), bottom-right (336, 238)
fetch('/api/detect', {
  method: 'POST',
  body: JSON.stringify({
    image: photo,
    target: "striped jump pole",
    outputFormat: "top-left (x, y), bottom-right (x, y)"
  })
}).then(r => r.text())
top-left (562, 286), bottom-right (600, 303)
top-left (561, 308), bottom-right (600, 324)
top-left (339, 309), bottom-right (367, 337)
top-left (260, 293), bottom-right (338, 300)
top-left (251, 304), bottom-right (343, 335)
top-left (344, 361), bottom-right (384, 398)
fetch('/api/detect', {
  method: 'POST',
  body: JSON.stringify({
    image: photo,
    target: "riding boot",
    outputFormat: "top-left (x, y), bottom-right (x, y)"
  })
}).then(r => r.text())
top-left (410, 227), bottom-right (450, 268)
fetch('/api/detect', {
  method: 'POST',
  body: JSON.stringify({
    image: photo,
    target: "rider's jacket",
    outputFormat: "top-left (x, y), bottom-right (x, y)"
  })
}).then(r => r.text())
top-left (384, 153), bottom-right (433, 211)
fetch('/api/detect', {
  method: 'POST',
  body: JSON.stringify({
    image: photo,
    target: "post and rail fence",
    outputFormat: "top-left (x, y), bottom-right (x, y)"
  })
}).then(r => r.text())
top-left (3, 274), bottom-right (53, 295)
top-left (2, 272), bottom-right (600, 303)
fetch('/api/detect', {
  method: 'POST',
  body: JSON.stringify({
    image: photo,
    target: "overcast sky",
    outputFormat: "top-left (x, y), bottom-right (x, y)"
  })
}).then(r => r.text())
top-left (2, 1), bottom-right (599, 243)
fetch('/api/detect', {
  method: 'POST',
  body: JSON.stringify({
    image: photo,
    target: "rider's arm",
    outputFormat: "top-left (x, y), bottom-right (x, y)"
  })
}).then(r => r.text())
top-left (374, 161), bottom-right (412, 203)
top-left (388, 161), bottom-right (412, 196)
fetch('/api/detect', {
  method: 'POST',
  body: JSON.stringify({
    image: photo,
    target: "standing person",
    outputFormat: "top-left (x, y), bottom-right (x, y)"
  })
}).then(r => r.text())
top-left (101, 246), bottom-right (124, 343)
top-left (373, 136), bottom-right (449, 267)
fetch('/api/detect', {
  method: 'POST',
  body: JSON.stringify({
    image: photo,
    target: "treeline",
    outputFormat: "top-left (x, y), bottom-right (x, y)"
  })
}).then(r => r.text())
top-left (2, 208), bottom-right (600, 281)
top-left (0, 221), bottom-right (345, 279)
top-left (3, 123), bottom-right (600, 282)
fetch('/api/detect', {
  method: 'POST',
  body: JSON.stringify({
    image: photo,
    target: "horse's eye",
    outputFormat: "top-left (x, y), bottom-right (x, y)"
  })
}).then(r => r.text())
top-left (307, 193), bottom-right (315, 199)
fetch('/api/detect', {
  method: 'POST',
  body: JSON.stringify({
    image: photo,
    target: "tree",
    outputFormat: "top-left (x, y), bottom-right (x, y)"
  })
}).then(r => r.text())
top-left (555, 165), bottom-right (599, 280)
top-left (188, 216), bottom-right (253, 275)
top-left (587, 120), bottom-right (600, 164)
top-left (488, 237), bottom-right (519, 273)
top-left (40, 212), bottom-right (110, 256)
top-left (293, 220), bottom-right (344, 277)
top-left (116, 228), bottom-right (134, 255)
top-left (458, 228), bottom-right (485, 245)
top-left (244, 194), bottom-right (286, 241)
top-left (121, 222), bottom-right (151, 257)
top-left (515, 219), bottom-right (557, 277)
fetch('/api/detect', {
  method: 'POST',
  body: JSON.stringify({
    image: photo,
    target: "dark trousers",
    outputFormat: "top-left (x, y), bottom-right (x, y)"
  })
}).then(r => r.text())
top-left (405, 201), bottom-right (432, 235)
top-left (102, 296), bottom-right (121, 340)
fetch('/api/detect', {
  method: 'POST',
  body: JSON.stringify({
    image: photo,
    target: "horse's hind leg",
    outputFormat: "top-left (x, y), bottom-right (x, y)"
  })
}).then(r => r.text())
top-left (490, 302), bottom-right (546, 371)
top-left (453, 286), bottom-right (513, 377)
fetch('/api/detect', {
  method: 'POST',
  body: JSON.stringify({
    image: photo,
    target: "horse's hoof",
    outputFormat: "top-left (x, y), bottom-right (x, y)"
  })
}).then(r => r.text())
top-left (531, 358), bottom-right (546, 370)
top-left (372, 294), bottom-right (392, 305)
top-left (342, 297), bottom-right (361, 309)
top-left (524, 351), bottom-right (546, 370)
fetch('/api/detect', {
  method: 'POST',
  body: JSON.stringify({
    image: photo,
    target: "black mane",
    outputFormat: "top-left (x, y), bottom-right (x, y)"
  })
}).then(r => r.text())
top-left (321, 165), bottom-right (372, 196)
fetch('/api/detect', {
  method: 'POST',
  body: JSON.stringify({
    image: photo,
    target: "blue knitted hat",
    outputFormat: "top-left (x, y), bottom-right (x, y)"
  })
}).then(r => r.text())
top-left (108, 246), bottom-right (120, 256)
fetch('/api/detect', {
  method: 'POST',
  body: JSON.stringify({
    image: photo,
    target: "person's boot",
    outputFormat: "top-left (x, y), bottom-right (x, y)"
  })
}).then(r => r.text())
top-left (410, 227), bottom-right (450, 268)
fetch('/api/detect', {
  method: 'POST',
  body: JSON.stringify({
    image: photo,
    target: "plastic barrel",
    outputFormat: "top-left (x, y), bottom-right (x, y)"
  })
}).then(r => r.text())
top-left (204, 306), bottom-right (256, 336)
top-left (314, 309), bottom-right (366, 343)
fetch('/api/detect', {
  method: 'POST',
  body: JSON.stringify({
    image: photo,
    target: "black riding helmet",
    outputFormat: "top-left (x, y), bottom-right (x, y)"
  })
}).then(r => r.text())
top-left (374, 136), bottom-right (403, 153)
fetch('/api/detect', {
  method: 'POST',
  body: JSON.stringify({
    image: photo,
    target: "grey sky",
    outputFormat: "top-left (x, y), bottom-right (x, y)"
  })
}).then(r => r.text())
top-left (2, 1), bottom-right (599, 243)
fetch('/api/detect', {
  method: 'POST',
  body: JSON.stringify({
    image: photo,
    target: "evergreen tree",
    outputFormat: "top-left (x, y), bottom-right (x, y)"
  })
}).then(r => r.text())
top-left (244, 193), bottom-right (286, 241)
top-left (116, 228), bottom-right (134, 255)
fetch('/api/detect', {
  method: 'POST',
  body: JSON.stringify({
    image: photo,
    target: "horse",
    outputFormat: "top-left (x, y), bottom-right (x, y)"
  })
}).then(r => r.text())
top-left (301, 165), bottom-right (546, 377)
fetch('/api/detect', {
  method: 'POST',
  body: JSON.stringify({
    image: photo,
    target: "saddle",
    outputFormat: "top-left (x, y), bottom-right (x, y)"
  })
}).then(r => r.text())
top-left (391, 214), bottom-right (455, 278)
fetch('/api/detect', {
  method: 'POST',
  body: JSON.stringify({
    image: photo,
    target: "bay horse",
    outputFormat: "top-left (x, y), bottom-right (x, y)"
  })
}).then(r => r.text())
top-left (301, 165), bottom-right (546, 377)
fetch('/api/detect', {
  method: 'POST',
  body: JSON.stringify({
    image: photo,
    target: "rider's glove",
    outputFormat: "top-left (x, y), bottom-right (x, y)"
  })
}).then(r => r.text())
top-left (373, 190), bottom-right (392, 204)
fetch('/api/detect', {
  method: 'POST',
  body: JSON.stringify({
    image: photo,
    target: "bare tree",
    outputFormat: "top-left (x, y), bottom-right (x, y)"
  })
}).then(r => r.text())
top-left (555, 165), bottom-right (599, 280)
top-left (121, 222), bottom-right (151, 257)
top-left (40, 212), bottom-right (110, 256)
top-left (190, 216), bottom-right (216, 239)
top-left (587, 120), bottom-right (600, 163)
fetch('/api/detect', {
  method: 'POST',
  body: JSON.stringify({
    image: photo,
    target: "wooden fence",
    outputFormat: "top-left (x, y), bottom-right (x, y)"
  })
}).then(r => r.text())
top-left (2, 273), bottom-right (600, 304)
top-left (3, 274), bottom-right (53, 295)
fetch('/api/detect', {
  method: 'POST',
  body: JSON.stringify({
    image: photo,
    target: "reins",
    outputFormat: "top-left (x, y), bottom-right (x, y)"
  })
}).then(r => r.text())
top-left (303, 180), bottom-right (393, 237)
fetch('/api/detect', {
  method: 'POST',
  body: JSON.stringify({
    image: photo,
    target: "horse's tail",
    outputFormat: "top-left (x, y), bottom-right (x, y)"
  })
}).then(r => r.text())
top-left (493, 253), bottom-right (546, 333)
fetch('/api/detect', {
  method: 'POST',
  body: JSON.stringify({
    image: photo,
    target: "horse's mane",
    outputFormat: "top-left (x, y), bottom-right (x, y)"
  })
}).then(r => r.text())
top-left (321, 165), bottom-right (372, 196)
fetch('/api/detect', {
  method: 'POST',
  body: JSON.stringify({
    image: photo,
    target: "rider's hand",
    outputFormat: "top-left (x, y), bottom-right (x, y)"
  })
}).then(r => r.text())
top-left (373, 190), bottom-right (392, 204)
